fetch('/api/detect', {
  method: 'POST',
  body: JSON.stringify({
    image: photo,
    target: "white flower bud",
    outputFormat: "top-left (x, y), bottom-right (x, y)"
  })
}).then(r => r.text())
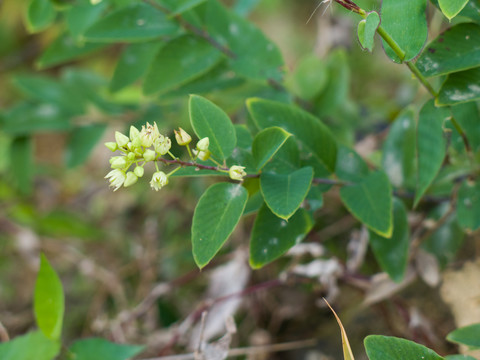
top-left (196, 137), bottom-right (209, 152)
top-left (115, 131), bottom-right (129, 147)
top-left (110, 156), bottom-right (127, 169)
top-left (124, 171), bottom-right (138, 187)
top-left (143, 149), bottom-right (156, 162)
top-left (134, 166), bottom-right (144, 178)
top-left (105, 142), bottom-right (118, 152)
top-left (105, 169), bottom-right (126, 191)
top-left (139, 122), bottom-right (161, 147)
top-left (193, 149), bottom-right (211, 161)
top-left (229, 165), bottom-right (246, 181)
top-left (154, 135), bottom-right (172, 155)
top-left (127, 152), bottom-right (136, 161)
top-left (174, 127), bottom-right (192, 146)
top-left (150, 171), bottom-right (168, 191)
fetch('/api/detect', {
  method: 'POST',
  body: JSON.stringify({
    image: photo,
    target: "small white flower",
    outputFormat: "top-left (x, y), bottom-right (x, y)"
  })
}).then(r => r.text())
top-left (196, 137), bottom-right (209, 152)
top-left (105, 169), bottom-right (126, 191)
top-left (150, 171), bottom-right (168, 191)
top-left (229, 165), bottom-right (246, 181)
top-left (174, 127), bottom-right (192, 146)
top-left (115, 131), bottom-right (130, 148)
top-left (154, 135), bottom-right (172, 155)
top-left (139, 122), bottom-right (161, 147)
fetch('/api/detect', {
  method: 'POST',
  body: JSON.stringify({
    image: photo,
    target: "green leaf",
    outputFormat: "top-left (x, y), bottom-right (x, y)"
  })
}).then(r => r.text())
top-left (357, 11), bottom-right (380, 52)
top-left (437, 67), bottom-right (480, 106)
top-left (260, 167), bottom-right (313, 220)
top-left (84, 3), bottom-right (181, 42)
top-left (382, 108), bottom-right (417, 189)
top-left (68, 338), bottom-right (144, 360)
top-left (110, 42), bottom-right (163, 92)
top-left (202, 0), bottom-right (284, 81)
top-left (247, 98), bottom-right (337, 173)
top-left (445, 355), bottom-right (477, 360)
top-left (340, 171), bottom-right (393, 237)
top-left (0, 331), bottom-right (60, 360)
top-left (189, 95), bottom-right (236, 160)
top-left (286, 55), bottom-right (328, 100)
top-left (457, 180), bottom-right (480, 231)
top-left (417, 23), bottom-right (480, 77)
top-left (192, 183), bottom-right (248, 268)
top-left (66, 124), bottom-right (106, 168)
top-left (415, 100), bottom-right (450, 206)
top-left (159, 0), bottom-right (207, 16)
top-left (26, 0), bottom-right (56, 33)
top-left (10, 136), bottom-right (33, 195)
top-left (335, 145), bottom-right (370, 183)
top-left (252, 127), bottom-right (291, 170)
top-left (380, 0), bottom-right (428, 62)
top-left (451, 102), bottom-right (480, 153)
top-left (447, 323), bottom-right (480, 349)
top-left (369, 198), bottom-right (409, 282)
top-left (249, 204), bottom-right (312, 268)
top-left (143, 36), bottom-right (223, 95)
top-left (439, 0), bottom-right (469, 20)
top-left (364, 335), bottom-right (444, 360)
top-left (37, 33), bottom-right (106, 69)
top-left (34, 254), bottom-right (64, 340)
top-left (66, 1), bottom-right (107, 39)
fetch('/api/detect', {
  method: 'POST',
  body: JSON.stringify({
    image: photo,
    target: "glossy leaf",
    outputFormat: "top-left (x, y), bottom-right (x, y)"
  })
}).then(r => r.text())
top-left (26, 0), bottom-right (55, 33)
top-left (66, 124), bottom-right (106, 168)
top-left (415, 100), bottom-right (450, 206)
top-left (252, 127), bottom-right (291, 170)
top-left (247, 98), bottom-right (337, 173)
top-left (143, 36), bottom-right (222, 95)
top-left (192, 183), bottom-right (248, 268)
top-left (439, 0), bottom-right (469, 20)
top-left (382, 108), bottom-right (417, 189)
top-left (447, 323), bottom-right (480, 349)
top-left (260, 167), bottom-right (313, 220)
top-left (369, 199), bottom-right (409, 283)
top-left (437, 67), bottom-right (480, 105)
top-left (417, 23), bottom-right (480, 77)
top-left (357, 11), bottom-right (380, 52)
top-left (250, 205), bottom-right (312, 268)
top-left (335, 145), bottom-right (369, 183)
top-left (364, 335), bottom-right (444, 360)
top-left (84, 3), bottom-right (181, 42)
top-left (340, 171), bottom-right (393, 237)
top-left (159, 0), bottom-right (207, 15)
top-left (37, 33), bottom-right (106, 69)
top-left (110, 42), bottom-right (162, 92)
top-left (457, 180), bottom-right (480, 231)
top-left (451, 102), bottom-right (480, 153)
top-left (189, 95), bottom-right (236, 160)
top-left (66, 1), bottom-right (107, 39)
top-left (68, 338), bottom-right (144, 360)
top-left (0, 331), bottom-right (60, 360)
top-left (381, 0), bottom-right (428, 62)
top-left (286, 55), bottom-right (328, 100)
top-left (34, 254), bottom-right (64, 340)
top-left (445, 356), bottom-right (477, 360)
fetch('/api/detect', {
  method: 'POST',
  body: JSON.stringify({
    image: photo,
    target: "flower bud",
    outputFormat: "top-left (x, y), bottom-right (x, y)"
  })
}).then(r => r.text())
top-left (115, 131), bottom-right (130, 147)
top-left (143, 149), bottom-right (156, 162)
top-left (139, 122), bottom-right (161, 147)
top-left (124, 171), bottom-right (138, 187)
top-left (154, 135), bottom-right (172, 155)
top-left (196, 137), bottom-right (209, 152)
top-left (127, 152), bottom-right (136, 161)
top-left (150, 171), bottom-right (168, 191)
top-left (130, 126), bottom-right (142, 148)
top-left (105, 169), bottom-right (126, 191)
top-left (110, 156), bottom-right (127, 169)
top-left (174, 127), bottom-right (192, 146)
top-left (229, 165), bottom-right (246, 181)
top-left (134, 166), bottom-right (144, 178)
top-left (194, 149), bottom-right (211, 161)
top-left (105, 142), bottom-right (118, 152)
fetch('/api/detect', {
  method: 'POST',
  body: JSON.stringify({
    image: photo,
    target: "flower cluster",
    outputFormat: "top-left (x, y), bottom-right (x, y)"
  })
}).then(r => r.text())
top-left (105, 122), bottom-right (247, 192)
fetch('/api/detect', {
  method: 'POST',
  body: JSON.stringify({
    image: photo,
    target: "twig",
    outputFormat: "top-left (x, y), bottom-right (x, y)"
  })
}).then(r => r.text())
top-left (0, 319), bottom-right (9, 342)
top-left (141, 338), bottom-right (318, 360)
top-left (194, 312), bottom-right (208, 360)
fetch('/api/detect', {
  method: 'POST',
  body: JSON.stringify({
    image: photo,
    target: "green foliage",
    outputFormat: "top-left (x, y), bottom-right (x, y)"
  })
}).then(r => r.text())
top-left (447, 323), bottom-right (480, 349)
top-left (364, 335), bottom-right (445, 360)
top-left (68, 338), bottom-right (144, 360)
top-left (357, 11), bottom-right (380, 53)
top-left (0, 331), bottom-right (60, 360)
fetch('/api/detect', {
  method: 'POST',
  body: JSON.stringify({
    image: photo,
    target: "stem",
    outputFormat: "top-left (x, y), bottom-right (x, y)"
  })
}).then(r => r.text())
top-left (376, 25), bottom-right (406, 61)
top-left (450, 115), bottom-right (473, 158)
top-left (405, 61), bottom-right (438, 97)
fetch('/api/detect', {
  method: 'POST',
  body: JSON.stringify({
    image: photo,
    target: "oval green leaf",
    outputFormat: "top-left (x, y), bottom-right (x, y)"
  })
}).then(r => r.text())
top-left (66, 124), bottom-right (106, 168)
top-left (335, 145), bottom-right (370, 183)
top-left (437, 67), bottom-right (480, 106)
top-left (439, 0), bottom-right (469, 20)
top-left (189, 95), bottom-right (237, 160)
top-left (369, 198), bottom-right (409, 283)
top-left (192, 183), bottom-right (248, 268)
top-left (457, 180), bottom-right (480, 232)
top-left (143, 36), bottom-right (223, 95)
top-left (84, 3), bottom-right (181, 42)
top-left (447, 323), bottom-right (480, 349)
top-left (247, 98), bottom-right (337, 173)
top-left (380, 0), bottom-right (428, 62)
top-left (26, 0), bottom-right (56, 33)
top-left (260, 167), bottom-right (313, 220)
top-left (34, 254), bottom-right (65, 341)
top-left (417, 23), bottom-right (480, 77)
top-left (340, 170), bottom-right (393, 237)
top-left (68, 338), bottom-right (144, 360)
top-left (357, 11), bottom-right (380, 53)
top-left (0, 331), bottom-right (60, 360)
top-left (252, 126), bottom-right (291, 170)
top-left (364, 335), bottom-right (444, 360)
top-left (250, 204), bottom-right (313, 269)
top-left (415, 100), bottom-right (450, 206)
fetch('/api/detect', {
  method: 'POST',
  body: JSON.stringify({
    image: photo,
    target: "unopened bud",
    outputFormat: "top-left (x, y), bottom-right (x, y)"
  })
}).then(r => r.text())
top-left (124, 172), bottom-right (138, 187)
top-left (174, 127), bottom-right (192, 146)
top-left (194, 149), bottom-right (211, 161)
top-left (105, 142), bottom-right (118, 152)
top-left (115, 131), bottom-right (129, 147)
top-left (110, 156), bottom-right (127, 169)
top-left (134, 166), bottom-right (145, 178)
top-left (127, 152), bottom-right (136, 161)
top-left (196, 137), bottom-right (209, 152)
top-left (143, 149), bottom-right (156, 162)
top-left (229, 165), bottom-right (246, 181)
